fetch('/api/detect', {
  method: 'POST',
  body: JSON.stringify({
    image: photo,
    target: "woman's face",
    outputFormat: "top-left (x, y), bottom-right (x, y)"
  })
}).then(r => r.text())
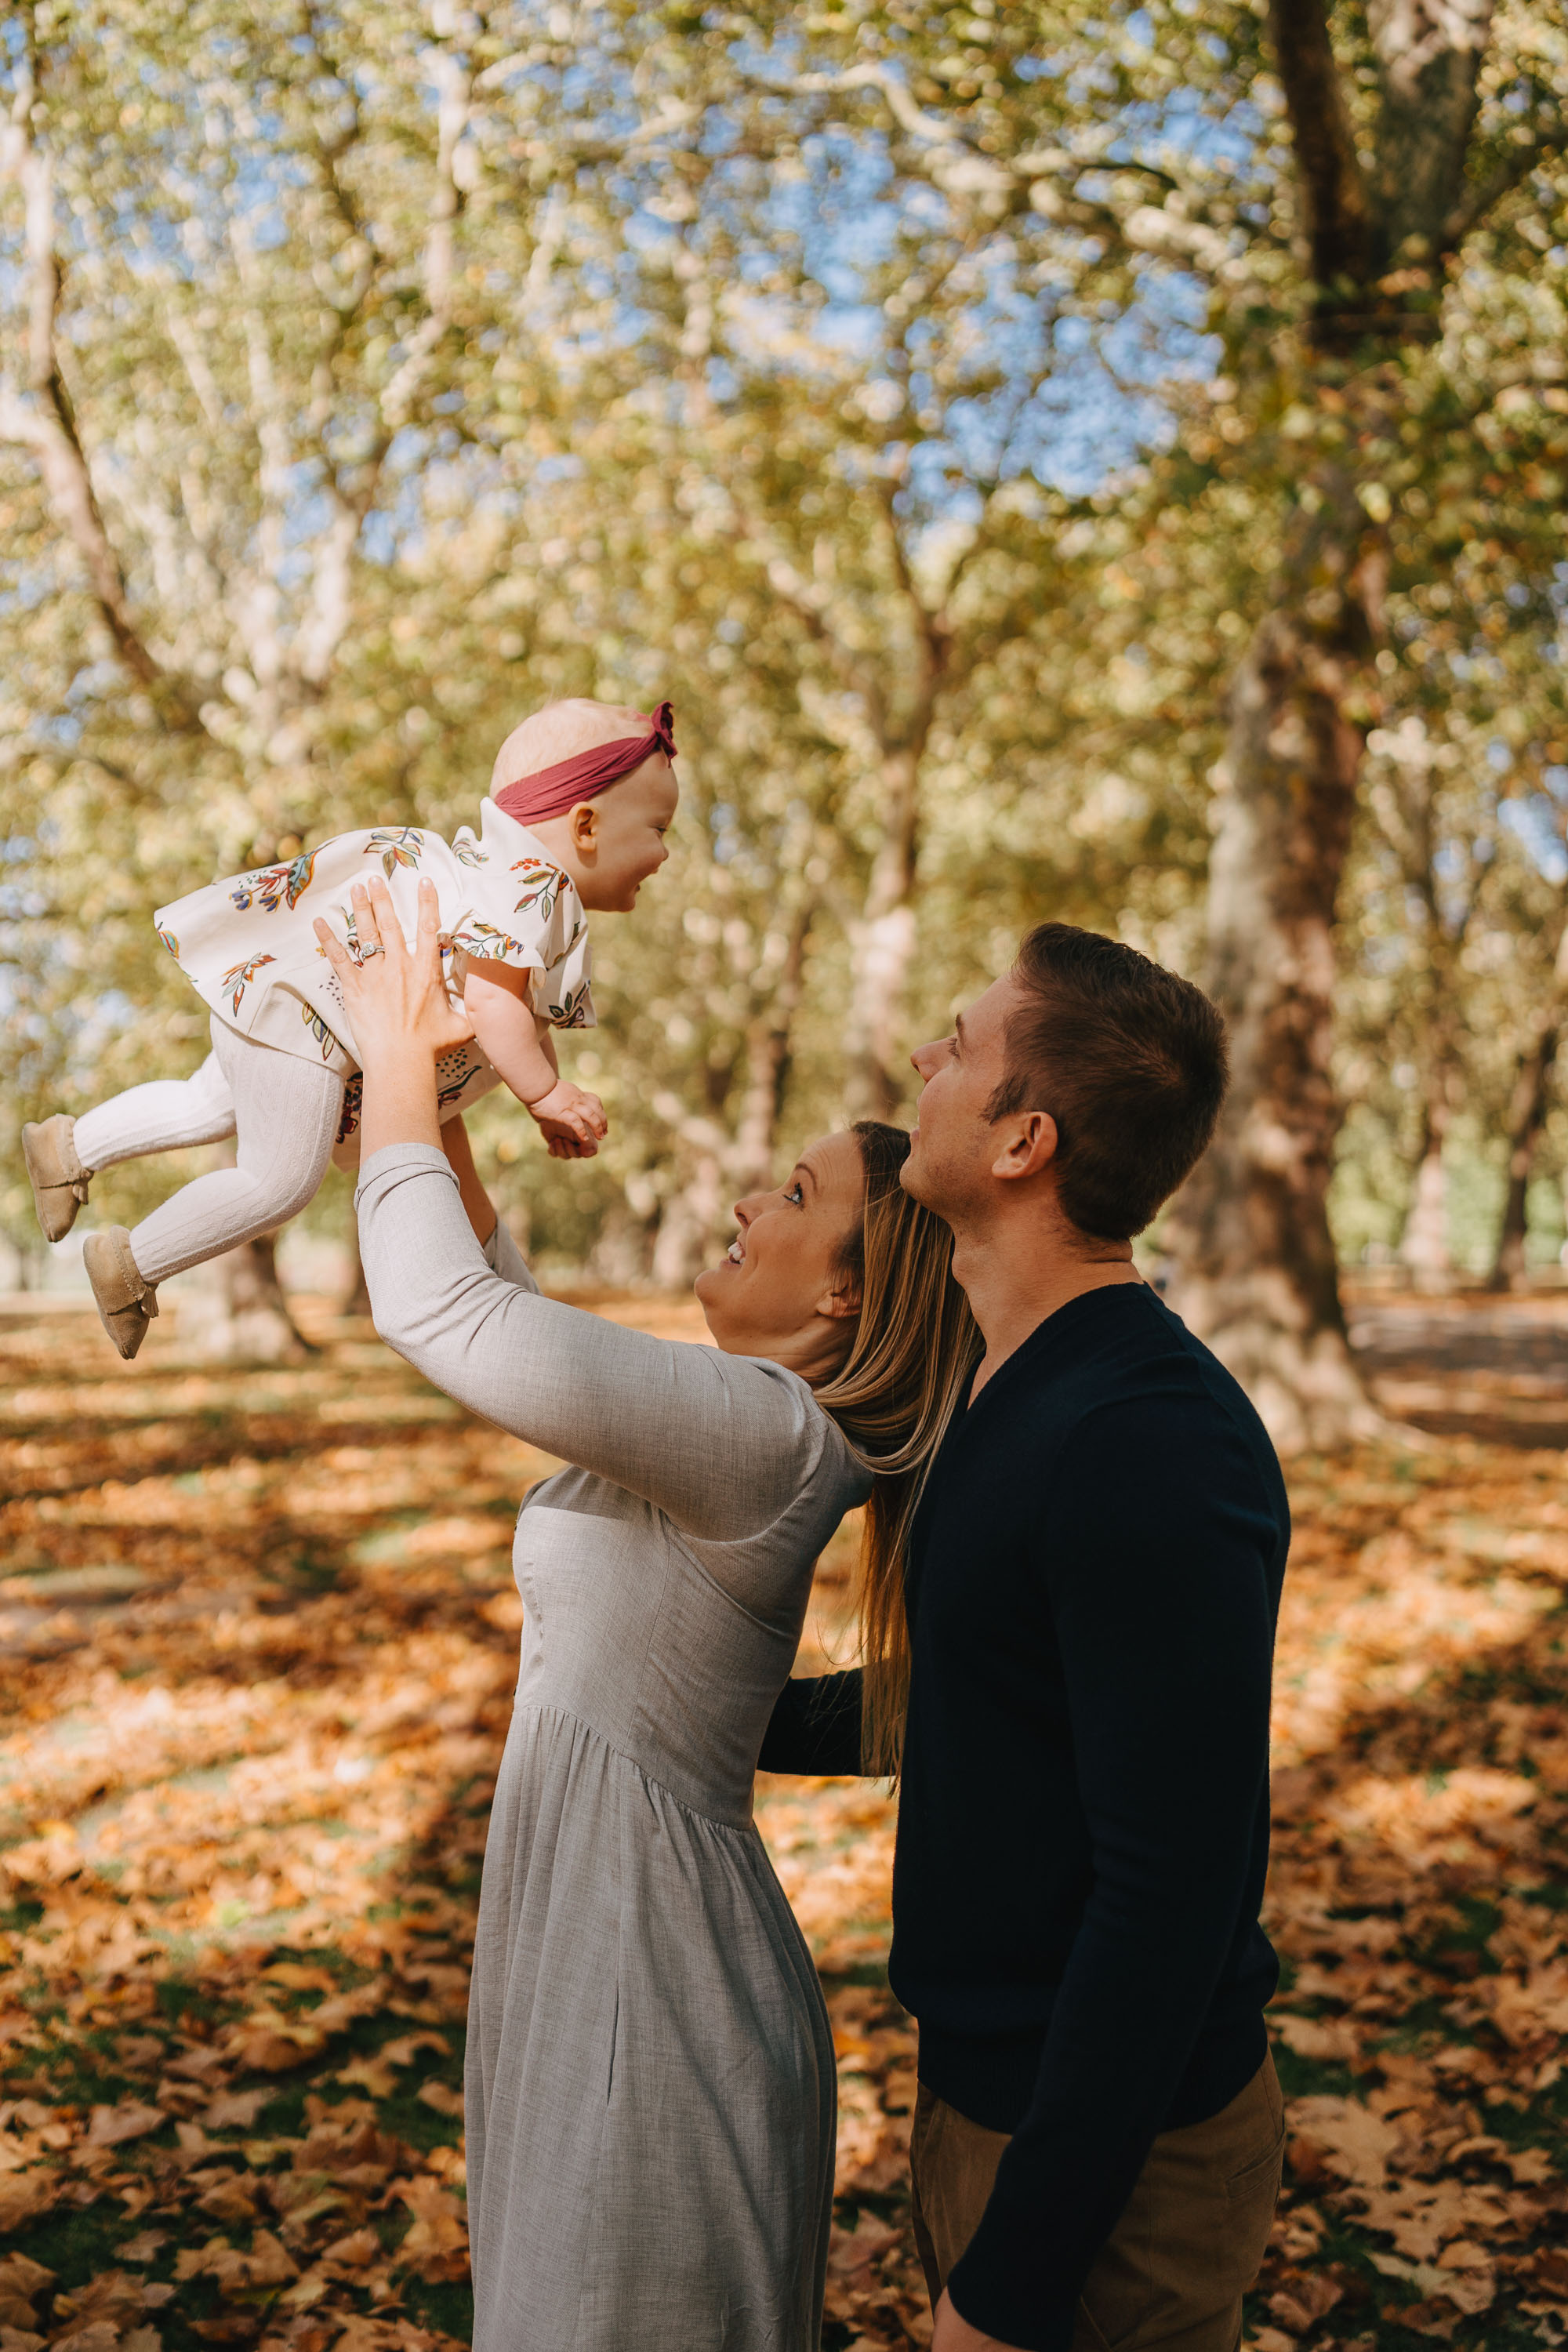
top-left (695, 1131), bottom-right (865, 1379)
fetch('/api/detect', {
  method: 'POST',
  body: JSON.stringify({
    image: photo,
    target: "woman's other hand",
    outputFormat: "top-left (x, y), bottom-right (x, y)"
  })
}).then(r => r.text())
top-left (314, 877), bottom-right (471, 1157)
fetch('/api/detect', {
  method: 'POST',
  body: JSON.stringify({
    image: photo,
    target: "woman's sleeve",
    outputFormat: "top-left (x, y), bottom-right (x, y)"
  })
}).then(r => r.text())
top-left (482, 1215), bottom-right (540, 1294)
top-left (356, 1142), bottom-right (837, 1542)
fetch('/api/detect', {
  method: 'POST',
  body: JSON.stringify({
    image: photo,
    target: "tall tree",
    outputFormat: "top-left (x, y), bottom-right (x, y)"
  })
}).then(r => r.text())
top-left (1164, 0), bottom-right (1568, 1445)
top-left (0, 0), bottom-right (670, 1336)
top-left (774, 0), bottom-right (1568, 1443)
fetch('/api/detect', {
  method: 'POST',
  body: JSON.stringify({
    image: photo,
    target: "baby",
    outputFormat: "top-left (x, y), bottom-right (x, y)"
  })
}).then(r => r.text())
top-left (22, 698), bottom-right (677, 1360)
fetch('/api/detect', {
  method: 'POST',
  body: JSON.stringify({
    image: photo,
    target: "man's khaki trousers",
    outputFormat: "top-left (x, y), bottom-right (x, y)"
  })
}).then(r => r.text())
top-left (909, 2053), bottom-right (1283, 2352)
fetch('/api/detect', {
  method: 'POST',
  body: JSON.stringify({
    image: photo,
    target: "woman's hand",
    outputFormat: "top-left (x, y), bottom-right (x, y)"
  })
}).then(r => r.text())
top-left (315, 877), bottom-right (472, 1064)
top-left (314, 877), bottom-right (472, 1159)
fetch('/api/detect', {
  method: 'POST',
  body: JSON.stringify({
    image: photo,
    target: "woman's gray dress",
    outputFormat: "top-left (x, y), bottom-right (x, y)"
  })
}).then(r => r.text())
top-left (356, 1144), bottom-right (870, 2352)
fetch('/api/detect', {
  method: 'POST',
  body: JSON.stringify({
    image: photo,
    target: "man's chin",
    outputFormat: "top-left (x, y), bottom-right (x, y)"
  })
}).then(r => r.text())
top-left (898, 1140), bottom-right (935, 1205)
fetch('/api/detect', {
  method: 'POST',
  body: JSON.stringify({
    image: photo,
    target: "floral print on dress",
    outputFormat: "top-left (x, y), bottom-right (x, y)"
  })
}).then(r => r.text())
top-left (366, 828), bottom-right (423, 878)
top-left (299, 1000), bottom-right (340, 1061)
top-left (511, 857), bottom-right (568, 924)
top-left (455, 919), bottom-right (534, 963)
top-left (336, 1070), bottom-right (362, 1146)
top-left (223, 953), bottom-right (277, 1015)
top-left (229, 852), bottom-right (317, 913)
top-left (542, 977), bottom-right (593, 1029)
top-left (153, 796), bottom-right (595, 1103)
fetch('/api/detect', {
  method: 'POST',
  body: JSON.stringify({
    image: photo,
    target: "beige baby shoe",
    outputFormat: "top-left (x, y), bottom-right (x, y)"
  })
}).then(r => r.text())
top-left (82, 1227), bottom-right (159, 1362)
top-left (22, 1113), bottom-right (91, 1242)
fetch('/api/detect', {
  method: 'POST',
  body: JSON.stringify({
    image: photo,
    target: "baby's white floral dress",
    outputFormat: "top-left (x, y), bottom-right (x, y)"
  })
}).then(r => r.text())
top-left (154, 799), bottom-right (594, 1160)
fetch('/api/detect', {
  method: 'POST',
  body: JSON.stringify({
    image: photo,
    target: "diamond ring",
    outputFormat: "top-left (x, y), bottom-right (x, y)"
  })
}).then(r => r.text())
top-left (357, 942), bottom-right (387, 960)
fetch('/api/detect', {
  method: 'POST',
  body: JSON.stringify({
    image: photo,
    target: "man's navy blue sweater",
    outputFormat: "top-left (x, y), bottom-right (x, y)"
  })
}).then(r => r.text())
top-left (759, 1282), bottom-right (1290, 2352)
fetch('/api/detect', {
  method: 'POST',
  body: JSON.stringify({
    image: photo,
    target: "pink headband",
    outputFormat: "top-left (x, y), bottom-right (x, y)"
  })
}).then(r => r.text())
top-left (494, 701), bottom-right (676, 827)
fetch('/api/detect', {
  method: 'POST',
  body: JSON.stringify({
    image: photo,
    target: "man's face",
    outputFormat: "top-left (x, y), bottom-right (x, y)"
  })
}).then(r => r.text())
top-left (902, 973), bottom-right (1026, 1215)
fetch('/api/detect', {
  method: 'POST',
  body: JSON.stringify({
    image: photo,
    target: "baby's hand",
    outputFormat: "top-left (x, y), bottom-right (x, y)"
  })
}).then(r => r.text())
top-left (526, 1079), bottom-right (608, 1157)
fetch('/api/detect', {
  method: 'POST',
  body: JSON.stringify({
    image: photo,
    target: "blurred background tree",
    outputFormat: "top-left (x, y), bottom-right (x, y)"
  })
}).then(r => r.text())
top-left (3, 0), bottom-right (1566, 1442)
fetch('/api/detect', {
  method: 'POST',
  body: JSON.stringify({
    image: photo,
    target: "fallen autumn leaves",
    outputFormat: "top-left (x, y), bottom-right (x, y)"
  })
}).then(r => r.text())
top-left (2, 1291), bottom-right (1568, 2350)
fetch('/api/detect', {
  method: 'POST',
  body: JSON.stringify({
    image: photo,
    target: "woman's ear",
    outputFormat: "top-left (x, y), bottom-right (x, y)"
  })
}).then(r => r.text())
top-left (817, 1270), bottom-right (862, 1323)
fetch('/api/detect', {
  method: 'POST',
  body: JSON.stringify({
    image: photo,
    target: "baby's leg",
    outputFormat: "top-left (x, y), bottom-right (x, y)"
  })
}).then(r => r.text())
top-left (125, 1023), bottom-right (343, 1285)
top-left (74, 1030), bottom-right (238, 1173)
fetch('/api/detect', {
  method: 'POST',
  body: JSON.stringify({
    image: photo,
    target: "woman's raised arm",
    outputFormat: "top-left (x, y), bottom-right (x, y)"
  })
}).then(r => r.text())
top-left (322, 877), bottom-right (845, 1542)
top-left (356, 1143), bottom-right (833, 1542)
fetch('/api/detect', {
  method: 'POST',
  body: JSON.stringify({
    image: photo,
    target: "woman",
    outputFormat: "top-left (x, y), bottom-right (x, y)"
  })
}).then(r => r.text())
top-left (318, 875), bottom-right (977, 2352)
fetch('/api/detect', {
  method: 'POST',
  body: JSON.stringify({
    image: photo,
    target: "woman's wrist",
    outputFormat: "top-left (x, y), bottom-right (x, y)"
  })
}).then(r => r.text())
top-left (310, 877), bottom-right (474, 1159)
top-left (358, 1048), bottom-right (445, 1159)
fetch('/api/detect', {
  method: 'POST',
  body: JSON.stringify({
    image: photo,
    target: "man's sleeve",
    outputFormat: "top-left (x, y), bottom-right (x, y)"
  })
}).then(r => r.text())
top-left (757, 1670), bottom-right (866, 1775)
top-left (946, 1396), bottom-right (1279, 2352)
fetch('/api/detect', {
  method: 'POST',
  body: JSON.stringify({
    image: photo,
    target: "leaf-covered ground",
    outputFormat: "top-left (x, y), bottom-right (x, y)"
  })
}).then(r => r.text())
top-left (2, 1290), bottom-right (1568, 2350)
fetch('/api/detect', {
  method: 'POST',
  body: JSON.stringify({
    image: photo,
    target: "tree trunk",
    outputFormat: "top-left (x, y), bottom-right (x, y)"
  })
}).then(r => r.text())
top-left (1399, 1094), bottom-right (1453, 1287)
top-left (732, 902), bottom-right (815, 1193)
top-left (650, 1148), bottom-right (728, 1289)
top-left (1166, 559), bottom-right (1382, 1452)
top-left (182, 1235), bottom-right (315, 1364)
top-left (645, 909), bottom-right (817, 1289)
top-left (1487, 1019), bottom-right (1559, 1291)
top-left (1173, 0), bottom-right (1494, 1446)
top-left (843, 746), bottom-right (922, 1122)
top-left (1400, 1143), bottom-right (1450, 1285)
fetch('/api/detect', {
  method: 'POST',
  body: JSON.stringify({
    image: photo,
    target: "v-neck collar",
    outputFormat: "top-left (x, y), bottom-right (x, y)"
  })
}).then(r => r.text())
top-left (956, 1280), bottom-right (1155, 1432)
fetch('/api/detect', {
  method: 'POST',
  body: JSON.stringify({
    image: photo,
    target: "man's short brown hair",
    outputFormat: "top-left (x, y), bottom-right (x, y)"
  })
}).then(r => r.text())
top-left (985, 924), bottom-right (1228, 1243)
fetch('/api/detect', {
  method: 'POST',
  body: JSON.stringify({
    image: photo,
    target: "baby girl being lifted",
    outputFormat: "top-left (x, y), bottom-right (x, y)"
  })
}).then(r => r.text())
top-left (23, 698), bottom-right (677, 1359)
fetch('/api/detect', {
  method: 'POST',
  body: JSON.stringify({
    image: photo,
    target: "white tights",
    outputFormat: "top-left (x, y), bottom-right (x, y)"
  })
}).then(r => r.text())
top-left (73, 1017), bottom-right (343, 1287)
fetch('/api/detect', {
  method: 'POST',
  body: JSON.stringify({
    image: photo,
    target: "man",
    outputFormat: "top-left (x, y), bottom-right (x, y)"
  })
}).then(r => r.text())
top-left (760, 923), bottom-right (1290, 2352)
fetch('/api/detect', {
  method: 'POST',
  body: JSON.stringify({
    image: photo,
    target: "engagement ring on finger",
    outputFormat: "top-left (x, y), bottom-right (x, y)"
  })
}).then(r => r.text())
top-left (357, 942), bottom-right (386, 960)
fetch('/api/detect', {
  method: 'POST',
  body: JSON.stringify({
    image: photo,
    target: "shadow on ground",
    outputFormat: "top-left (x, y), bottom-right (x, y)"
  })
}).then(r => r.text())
top-left (2, 1288), bottom-right (1568, 2347)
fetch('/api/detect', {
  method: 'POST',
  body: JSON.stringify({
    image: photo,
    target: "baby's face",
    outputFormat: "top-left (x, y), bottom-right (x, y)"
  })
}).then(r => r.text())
top-left (579, 753), bottom-right (678, 913)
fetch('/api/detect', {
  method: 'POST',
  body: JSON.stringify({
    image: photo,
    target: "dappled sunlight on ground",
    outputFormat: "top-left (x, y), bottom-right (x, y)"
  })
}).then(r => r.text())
top-left (2, 1293), bottom-right (1568, 2347)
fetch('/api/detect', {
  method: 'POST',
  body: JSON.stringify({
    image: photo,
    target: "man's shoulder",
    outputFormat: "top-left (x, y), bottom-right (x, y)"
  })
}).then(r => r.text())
top-left (996, 1287), bottom-right (1287, 1509)
top-left (1005, 1283), bottom-right (1221, 1408)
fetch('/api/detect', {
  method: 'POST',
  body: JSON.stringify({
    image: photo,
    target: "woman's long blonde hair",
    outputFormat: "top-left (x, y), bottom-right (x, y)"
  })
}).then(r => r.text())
top-left (815, 1122), bottom-right (982, 1777)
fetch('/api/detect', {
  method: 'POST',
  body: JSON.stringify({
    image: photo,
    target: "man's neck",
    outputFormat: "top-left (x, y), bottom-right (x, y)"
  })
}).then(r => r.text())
top-left (952, 1208), bottom-right (1142, 1400)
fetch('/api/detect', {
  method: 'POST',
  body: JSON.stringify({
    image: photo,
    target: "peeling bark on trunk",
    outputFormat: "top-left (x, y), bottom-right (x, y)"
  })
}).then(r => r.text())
top-left (844, 746), bottom-right (922, 1122)
top-left (650, 1149), bottom-right (728, 1290)
top-left (1400, 1092), bottom-right (1454, 1285)
top-left (1488, 1019), bottom-right (1559, 1291)
top-left (649, 905), bottom-right (818, 1286)
top-left (1166, 572), bottom-right (1383, 1451)
top-left (733, 902), bottom-right (815, 1192)
top-left (1400, 1142), bottom-right (1452, 1285)
top-left (186, 1236), bottom-right (314, 1365)
top-left (1167, 0), bottom-right (1494, 1447)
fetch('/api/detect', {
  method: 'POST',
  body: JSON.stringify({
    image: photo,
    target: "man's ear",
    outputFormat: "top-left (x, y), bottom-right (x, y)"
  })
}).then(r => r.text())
top-left (989, 1111), bottom-right (1058, 1184)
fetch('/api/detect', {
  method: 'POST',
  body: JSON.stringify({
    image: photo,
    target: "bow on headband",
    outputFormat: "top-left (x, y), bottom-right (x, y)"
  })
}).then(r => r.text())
top-left (494, 702), bottom-right (677, 829)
